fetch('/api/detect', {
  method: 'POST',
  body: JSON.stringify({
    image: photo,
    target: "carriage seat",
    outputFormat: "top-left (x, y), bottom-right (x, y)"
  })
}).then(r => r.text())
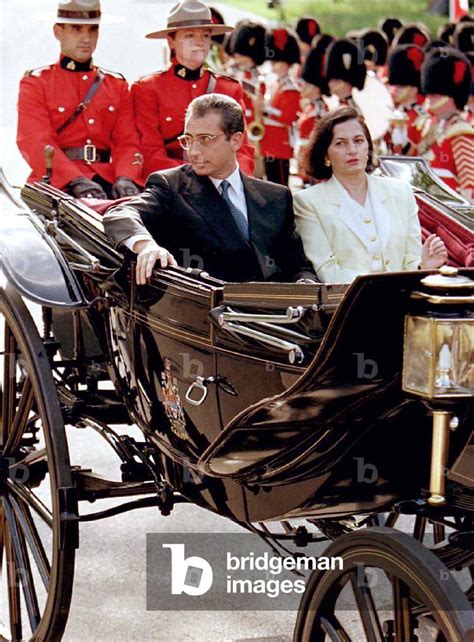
top-left (415, 194), bottom-right (473, 267)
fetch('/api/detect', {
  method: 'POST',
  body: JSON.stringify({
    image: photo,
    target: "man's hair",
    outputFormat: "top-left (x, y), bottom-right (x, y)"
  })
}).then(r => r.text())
top-left (304, 106), bottom-right (376, 180)
top-left (185, 93), bottom-right (245, 137)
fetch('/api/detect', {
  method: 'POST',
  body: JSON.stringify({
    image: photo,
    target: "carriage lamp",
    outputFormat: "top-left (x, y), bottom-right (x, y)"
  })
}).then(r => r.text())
top-left (402, 267), bottom-right (474, 506)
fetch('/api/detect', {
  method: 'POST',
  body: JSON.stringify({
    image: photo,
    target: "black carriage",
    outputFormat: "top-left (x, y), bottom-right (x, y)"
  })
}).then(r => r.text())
top-left (0, 159), bottom-right (473, 641)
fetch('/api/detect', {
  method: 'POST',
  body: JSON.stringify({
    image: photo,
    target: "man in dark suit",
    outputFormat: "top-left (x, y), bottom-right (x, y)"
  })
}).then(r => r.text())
top-left (104, 93), bottom-right (317, 284)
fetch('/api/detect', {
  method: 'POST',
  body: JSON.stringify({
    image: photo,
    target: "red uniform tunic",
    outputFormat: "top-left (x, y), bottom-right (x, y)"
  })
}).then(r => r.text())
top-left (420, 113), bottom-right (474, 198)
top-left (260, 76), bottom-right (300, 160)
top-left (17, 59), bottom-right (143, 189)
top-left (131, 65), bottom-right (255, 177)
top-left (296, 98), bottom-right (328, 179)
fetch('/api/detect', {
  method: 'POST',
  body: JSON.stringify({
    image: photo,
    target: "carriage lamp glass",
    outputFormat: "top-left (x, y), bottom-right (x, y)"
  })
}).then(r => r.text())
top-left (403, 316), bottom-right (474, 398)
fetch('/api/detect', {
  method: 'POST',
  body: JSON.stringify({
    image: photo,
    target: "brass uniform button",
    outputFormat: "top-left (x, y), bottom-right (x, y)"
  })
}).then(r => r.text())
top-left (58, 106), bottom-right (65, 112)
top-left (88, 118), bottom-right (95, 125)
top-left (82, 74), bottom-right (88, 80)
top-left (165, 116), bottom-right (172, 122)
top-left (108, 105), bottom-right (115, 112)
top-left (364, 218), bottom-right (372, 224)
top-left (192, 83), bottom-right (197, 89)
top-left (370, 236), bottom-right (377, 242)
top-left (372, 255), bottom-right (380, 261)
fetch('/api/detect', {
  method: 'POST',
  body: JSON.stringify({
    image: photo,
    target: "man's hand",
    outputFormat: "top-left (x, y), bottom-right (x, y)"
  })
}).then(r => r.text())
top-left (68, 177), bottom-right (107, 199)
top-left (111, 177), bottom-right (140, 199)
top-left (420, 233), bottom-right (448, 270)
top-left (133, 239), bottom-right (178, 285)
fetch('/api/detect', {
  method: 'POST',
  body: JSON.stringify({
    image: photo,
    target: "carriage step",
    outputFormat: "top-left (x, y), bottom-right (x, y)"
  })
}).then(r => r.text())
top-left (72, 467), bottom-right (157, 500)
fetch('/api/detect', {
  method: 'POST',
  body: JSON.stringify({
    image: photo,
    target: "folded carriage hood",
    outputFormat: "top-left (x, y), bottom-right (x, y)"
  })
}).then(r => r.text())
top-left (0, 171), bottom-right (85, 307)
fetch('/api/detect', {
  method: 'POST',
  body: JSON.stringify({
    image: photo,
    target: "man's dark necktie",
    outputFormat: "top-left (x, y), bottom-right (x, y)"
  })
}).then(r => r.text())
top-left (219, 180), bottom-right (249, 240)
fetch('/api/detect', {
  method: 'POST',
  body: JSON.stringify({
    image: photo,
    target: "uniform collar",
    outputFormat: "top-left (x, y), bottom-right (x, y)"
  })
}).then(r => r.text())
top-left (173, 63), bottom-right (204, 81)
top-left (60, 55), bottom-right (94, 72)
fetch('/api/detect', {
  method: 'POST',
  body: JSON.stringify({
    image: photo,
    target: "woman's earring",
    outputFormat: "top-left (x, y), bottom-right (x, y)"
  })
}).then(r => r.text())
top-left (324, 158), bottom-right (331, 167)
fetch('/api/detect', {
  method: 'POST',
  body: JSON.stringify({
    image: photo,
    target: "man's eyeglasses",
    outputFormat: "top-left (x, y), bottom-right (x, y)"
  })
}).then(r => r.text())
top-left (177, 133), bottom-right (227, 150)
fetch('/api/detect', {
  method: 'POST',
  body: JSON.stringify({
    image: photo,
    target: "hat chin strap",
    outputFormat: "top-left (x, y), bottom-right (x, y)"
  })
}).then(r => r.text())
top-left (426, 95), bottom-right (451, 112)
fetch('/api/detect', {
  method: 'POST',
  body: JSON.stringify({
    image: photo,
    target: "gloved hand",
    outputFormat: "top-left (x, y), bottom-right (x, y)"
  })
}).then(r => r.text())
top-left (111, 176), bottom-right (140, 199)
top-left (68, 177), bottom-right (107, 199)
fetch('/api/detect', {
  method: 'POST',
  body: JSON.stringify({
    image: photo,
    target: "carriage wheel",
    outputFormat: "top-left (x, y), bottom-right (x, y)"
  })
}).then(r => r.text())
top-left (294, 527), bottom-right (472, 642)
top-left (0, 285), bottom-right (78, 641)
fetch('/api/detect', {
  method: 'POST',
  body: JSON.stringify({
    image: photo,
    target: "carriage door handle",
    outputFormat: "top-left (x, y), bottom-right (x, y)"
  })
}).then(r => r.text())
top-left (185, 376), bottom-right (237, 406)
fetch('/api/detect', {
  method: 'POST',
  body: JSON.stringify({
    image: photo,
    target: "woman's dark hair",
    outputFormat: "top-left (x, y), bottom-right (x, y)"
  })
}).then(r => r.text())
top-left (304, 107), bottom-right (377, 180)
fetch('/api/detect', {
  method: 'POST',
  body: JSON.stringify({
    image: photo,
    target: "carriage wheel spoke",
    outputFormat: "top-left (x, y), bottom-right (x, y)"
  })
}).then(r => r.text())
top-left (2, 325), bottom-right (16, 448)
top-left (5, 526), bottom-right (22, 641)
top-left (7, 479), bottom-right (53, 528)
top-left (433, 523), bottom-right (446, 545)
top-left (4, 496), bottom-right (41, 632)
top-left (10, 494), bottom-right (51, 589)
top-left (349, 569), bottom-right (384, 642)
top-left (413, 515), bottom-right (427, 541)
top-left (393, 575), bottom-right (415, 642)
top-left (320, 615), bottom-right (352, 642)
top-left (4, 377), bottom-right (34, 455)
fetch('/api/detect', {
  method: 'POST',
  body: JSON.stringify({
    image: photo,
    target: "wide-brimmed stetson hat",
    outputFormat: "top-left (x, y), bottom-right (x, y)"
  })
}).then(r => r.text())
top-left (37, 0), bottom-right (122, 25)
top-left (145, 0), bottom-right (234, 39)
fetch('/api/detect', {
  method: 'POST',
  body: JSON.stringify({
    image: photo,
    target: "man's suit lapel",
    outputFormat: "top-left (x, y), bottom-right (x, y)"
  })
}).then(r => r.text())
top-left (241, 173), bottom-right (268, 241)
top-left (180, 168), bottom-right (249, 248)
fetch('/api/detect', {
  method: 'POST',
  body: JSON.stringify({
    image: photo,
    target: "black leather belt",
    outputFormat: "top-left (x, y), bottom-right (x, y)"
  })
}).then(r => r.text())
top-left (62, 145), bottom-right (111, 163)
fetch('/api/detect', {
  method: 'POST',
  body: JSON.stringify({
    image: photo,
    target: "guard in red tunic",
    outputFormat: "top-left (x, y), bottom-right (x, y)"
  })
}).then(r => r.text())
top-left (257, 28), bottom-right (301, 185)
top-left (325, 38), bottom-right (367, 110)
top-left (296, 34), bottom-right (333, 183)
top-left (419, 48), bottom-right (474, 199)
top-left (385, 44), bottom-right (427, 155)
top-left (17, 0), bottom-right (142, 199)
top-left (131, 0), bottom-right (255, 177)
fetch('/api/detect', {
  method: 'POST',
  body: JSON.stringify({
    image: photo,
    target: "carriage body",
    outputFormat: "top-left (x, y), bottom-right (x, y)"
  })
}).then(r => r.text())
top-left (0, 160), bottom-right (473, 640)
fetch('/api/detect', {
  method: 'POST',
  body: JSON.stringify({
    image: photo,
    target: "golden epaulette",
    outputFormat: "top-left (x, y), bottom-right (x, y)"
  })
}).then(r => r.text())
top-left (445, 119), bottom-right (474, 140)
top-left (99, 67), bottom-right (126, 81)
top-left (24, 65), bottom-right (52, 77)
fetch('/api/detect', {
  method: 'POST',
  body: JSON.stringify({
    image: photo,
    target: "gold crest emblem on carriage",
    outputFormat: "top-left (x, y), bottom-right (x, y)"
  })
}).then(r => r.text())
top-left (160, 357), bottom-right (188, 440)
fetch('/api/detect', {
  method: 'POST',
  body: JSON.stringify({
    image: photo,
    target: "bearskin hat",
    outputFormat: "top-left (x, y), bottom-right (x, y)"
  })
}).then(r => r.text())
top-left (265, 28), bottom-right (301, 65)
top-left (421, 47), bottom-right (472, 109)
top-left (358, 29), bottom-right (389, 66)
top-left (391, 23), bottom-right (431, 50)
top-left (454, 21), bottom-right (474, 53)
top-left (210, 7), bottom-right (226, 45)
top-left (301, 34), bottom-right (334, 94)
top-left (437, 22), bottom-right (456, 46)
top-left (229, 21), bottom-right (266, 65)
top-left (379, 17), bottom-right (403, 44)
top-left (296, 16), bottom-right (320, 45)
top-left (388, 44), bottom-right (424, 89)
top-left (325, 38), bottom-right (367, 91)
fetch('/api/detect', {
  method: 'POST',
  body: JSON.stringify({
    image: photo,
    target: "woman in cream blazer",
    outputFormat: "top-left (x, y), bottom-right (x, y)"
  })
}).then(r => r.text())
top-left (293, 107), bottom-right (447, 283)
